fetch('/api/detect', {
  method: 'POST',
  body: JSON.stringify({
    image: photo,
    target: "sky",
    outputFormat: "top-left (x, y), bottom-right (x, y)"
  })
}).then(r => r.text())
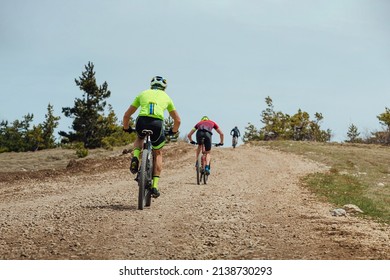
top-left (1, 0), bottom-right (389, 143)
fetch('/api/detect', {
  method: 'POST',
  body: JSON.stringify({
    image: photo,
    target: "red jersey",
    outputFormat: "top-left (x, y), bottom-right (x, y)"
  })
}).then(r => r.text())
top-left (194, 120), bottom-right (219, 134)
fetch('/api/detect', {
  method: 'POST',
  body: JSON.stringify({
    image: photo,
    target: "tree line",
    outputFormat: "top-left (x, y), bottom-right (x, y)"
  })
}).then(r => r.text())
top-left (243, 96), bottom-right (331, 143)
top-left (243, 96), bottom-right (390, 144)
top-left (1, 62), bottom-right (390, 153)
top-left (0, 62), bottom-right (135, 154)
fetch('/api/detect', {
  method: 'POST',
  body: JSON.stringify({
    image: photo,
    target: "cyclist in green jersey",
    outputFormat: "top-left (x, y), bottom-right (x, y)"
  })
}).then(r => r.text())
top-left (123, 76), bottom-right (181, 198)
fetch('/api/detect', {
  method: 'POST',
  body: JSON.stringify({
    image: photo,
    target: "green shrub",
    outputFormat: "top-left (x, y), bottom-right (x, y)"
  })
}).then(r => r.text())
top-left (0, 147), bottom-right (9, 153)
top-left (101, 129), bottom-right (135, 150)
top-left (73, 142), bottom-right (89, 158)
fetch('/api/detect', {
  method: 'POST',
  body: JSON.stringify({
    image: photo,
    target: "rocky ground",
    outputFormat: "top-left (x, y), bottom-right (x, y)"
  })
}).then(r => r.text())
top-left (0, 142), bottom-right (389, 260)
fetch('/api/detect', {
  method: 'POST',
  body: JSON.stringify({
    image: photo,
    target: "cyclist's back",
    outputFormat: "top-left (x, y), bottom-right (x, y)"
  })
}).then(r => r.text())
top-left (231, 126), bottom-right (240, 137)
top-left (134, 88), bottom-right (175, 121)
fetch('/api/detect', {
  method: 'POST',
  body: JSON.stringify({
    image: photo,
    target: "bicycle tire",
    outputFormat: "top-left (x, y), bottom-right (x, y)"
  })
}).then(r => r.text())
top-left (232, 136), bottom-right (237, 148)
top-left (145, 154), bottom-right (153, 207)
top-left (138, 149), bottom-right (152, 210)
top-left (196, 153), bottom-right (202, 185)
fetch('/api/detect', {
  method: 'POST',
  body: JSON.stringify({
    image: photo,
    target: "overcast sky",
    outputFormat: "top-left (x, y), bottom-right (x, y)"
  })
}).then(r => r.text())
top-left (1, 0), bottom-right (389, 143)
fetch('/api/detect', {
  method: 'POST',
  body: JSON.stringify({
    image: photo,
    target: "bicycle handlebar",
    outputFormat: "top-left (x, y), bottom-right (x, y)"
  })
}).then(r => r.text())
top-left (124, 127), bottom-right (178, 137)
top-left (190, 142), bottom-right (223, 147)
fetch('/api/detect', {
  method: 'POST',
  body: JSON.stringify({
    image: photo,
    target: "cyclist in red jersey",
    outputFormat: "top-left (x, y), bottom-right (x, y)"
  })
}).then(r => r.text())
top-left (187, 116), bottom-right (224, 175)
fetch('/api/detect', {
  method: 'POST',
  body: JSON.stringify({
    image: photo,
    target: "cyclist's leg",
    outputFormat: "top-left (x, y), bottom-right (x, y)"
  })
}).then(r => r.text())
top-left (153, 149), bottom-right (162, 178)
top-left (195, 130), bottom-right (203, 166)
top-left (203, 133), bottom-right (212, 173)
top-left (149, 148), bottom-right (162, 197)
top-left (151, 148), bottom-right (162, 197)
top-left (130, 117), bottom-right (149, 173)
top-left (146, 118), bottom-right (164, 195)
top-left (130, 137), bottom-right (143, 173)
top-left (205, 151), bottom-right (211, 165)
top-left (134, 116), bottom-right (152, 149)
top-left (195, 144), bottom-right (202, 160)
top-left (133, 137), bottom-right (143, 157)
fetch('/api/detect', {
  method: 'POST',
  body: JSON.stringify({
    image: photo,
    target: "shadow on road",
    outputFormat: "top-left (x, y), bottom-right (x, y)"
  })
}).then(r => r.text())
top-left (83, 204), bottom-right (137, 211)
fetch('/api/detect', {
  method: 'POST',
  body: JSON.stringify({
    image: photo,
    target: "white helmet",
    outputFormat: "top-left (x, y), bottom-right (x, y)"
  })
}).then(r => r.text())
top-left (150, 76), bottom-right (167, 89)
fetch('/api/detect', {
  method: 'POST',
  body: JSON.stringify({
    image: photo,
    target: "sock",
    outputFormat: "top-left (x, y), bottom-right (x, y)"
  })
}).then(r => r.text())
top-left (152, 176), bottom-right (160, 189)
top-left (133, 148), bottom-right (141, 159)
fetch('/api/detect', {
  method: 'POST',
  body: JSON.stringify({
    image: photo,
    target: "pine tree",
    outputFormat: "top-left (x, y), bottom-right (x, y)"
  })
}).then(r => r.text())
top-left (243, 122), bottom-right (261, 142)
top-left (0, 114), bottom-right (36, 152)
top-left (376, 107), bottom-right (390, 144)
top-left (41, 103), bottom-right (60, 149)
top-left (59, 62), bottom-right (112, 148)
top-left (346, 123), bottom-right (361, 143)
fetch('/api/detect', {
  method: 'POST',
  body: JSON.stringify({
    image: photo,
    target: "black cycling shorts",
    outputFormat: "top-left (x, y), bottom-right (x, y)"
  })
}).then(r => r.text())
top-left (135, 116), bottom-right (166, 149)
top-left (196, 130), bottom-right (212, 151)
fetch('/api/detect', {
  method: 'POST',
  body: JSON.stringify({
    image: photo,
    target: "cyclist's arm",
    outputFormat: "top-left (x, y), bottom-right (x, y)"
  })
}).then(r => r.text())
top-left (216, 127), bottom-right (224, 144)
top-left (168, 110), bottom-right (181, 133)
top-left (187, 128), bottom-right (196, 142)
top-left (123, 105), bottom-right (138, 129)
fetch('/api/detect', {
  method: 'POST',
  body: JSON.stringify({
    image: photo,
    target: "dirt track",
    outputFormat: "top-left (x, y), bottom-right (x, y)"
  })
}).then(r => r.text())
top-left (0, 143), bottom-right (389, 260)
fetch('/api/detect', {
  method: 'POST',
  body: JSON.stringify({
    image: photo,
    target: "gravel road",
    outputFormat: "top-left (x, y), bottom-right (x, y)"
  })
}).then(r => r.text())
top-left (1, 143), bottom-right (389, 259)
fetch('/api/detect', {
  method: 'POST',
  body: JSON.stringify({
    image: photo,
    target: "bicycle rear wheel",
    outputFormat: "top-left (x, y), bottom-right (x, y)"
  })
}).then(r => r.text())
top-left (138, 149), bottom-right (152, 210)
top-left (233, 136), bottom-right (237, 148)
top-left (145, 154), bottom-right (153, 207)
top-left (196, 153), bottom-right (202, 185)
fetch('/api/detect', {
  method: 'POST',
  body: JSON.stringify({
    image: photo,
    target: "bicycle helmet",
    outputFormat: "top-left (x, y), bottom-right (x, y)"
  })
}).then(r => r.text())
top-left (201, 116), bottom-right (209, 121)
top-left (150, 76), bottom-right (167, 89)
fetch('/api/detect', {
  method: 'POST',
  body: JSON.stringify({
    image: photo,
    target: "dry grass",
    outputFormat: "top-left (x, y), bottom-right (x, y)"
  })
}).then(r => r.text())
top-left (0, 146), bottom-right (130, 172)
top-left (252, 141), bottom-right (390, 224)
top-left (0, 140), bottom-right (192, 173)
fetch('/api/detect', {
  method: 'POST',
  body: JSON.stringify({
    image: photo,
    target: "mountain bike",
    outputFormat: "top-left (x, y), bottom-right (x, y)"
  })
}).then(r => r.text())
top-left (191, 139), bottom-right (221, 185)
top-left (232, 135), bottom-right (238, 148)
top-left (128, 128), bottom-right (172, 210)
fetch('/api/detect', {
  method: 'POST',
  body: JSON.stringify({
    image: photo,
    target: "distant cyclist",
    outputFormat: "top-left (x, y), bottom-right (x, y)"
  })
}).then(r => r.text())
top-left (230, 126), bottom-right (240, 138)
top-left (123, 76), bottom-right (181, 198)
top-left (230, 126), bottom-right (240, 147)
top-left (187, 116), bottom-right (224, 175)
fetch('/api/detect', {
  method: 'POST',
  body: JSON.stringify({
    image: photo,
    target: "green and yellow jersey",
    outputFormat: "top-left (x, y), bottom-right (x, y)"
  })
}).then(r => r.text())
top-left (131, 89), bottom-right (176, 120)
